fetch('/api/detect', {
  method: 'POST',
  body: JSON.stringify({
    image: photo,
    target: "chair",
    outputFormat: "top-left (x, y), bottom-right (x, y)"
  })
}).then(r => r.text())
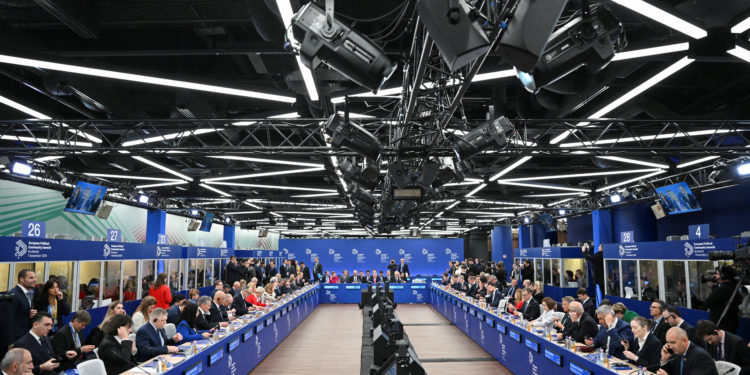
top-left (624, 286), bottom-right (634, 299)
top-left (92, 348), bottom-right (99, 359)
top-left (716, 361), bottom-right (741, 375)
top-left (77, 359), bottom-right (106, 375)
top-left (164, 323), bottom-right (176, 339)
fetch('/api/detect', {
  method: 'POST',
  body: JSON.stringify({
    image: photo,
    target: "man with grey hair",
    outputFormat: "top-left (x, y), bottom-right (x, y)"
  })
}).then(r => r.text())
top-left (232, 285), bottom-right (254, 316)
top-left (559, 301), bottom-right (598, 342)
top-left (210, 291), bottom-right (231, 324)
top-left (196, 296), bottom-right (217, 330)
top-left (1, 348), bottom-right (33, 375)
top-left (510, 288), bottom-right (540, 320)
top-left (585, 304), bottom-right (634, 359)
top-left (222, 293), bottom-right (236, 319)
top-left (135, 308), bottom-right (182, 362)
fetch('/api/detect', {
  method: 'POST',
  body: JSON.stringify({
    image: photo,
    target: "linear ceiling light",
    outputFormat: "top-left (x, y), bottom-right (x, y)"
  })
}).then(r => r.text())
top-left (676, 155), bottom-right (721, 169)
top-left (488, 156), bottom-right (533, 181)
top-left (523, 192), bottom-right (587, 198)
top-left (136, 181), bottom-right (189, 189)
top-left (206, 155), bottom-right (323, 168)
top-left (596, 156), bottom-right (669, 169)
top-left (559, 129), bottom-right (734, 148)
top-left (1, 135), bottom-right (93, 147)
top-left (611, 0), bottom-right (707, 39)
top-left (731, 16), bottom-right (750, 34)
top-left (497, 180), bottom-right (591, 193)
top-left (0, 94), bottom-right (102, 144)
top-left (85, 173), bottom-right (182, 182)
top-left (612, 43), bottom-right (689, 61)
top-left (202, 166), bottom-right (324, 182)
top-left (275, 211), bottom-right (353, 217)
top-left (466, 198), bottom-right (545, 208)
top-left (225, 211), bottom-right (262, 215)
top-left (728, 46), bottom-right (750, 63)
top-left (275, 0), bottom-right (319, 101)
top-left (500, 168), bottom-right (661, 182)
top-left (465, 183), bottom-right (487, 197)
top-left (550, 57), bottom-right (693, 144)
top-left (595, 170), bottom-right (667, 192)
top-left (0, 54), bottom-right (295, 103)
top-left (206, 181), bottom-right (336, 193)
top-left (122, 128), bottom-right (221, 147)
top-left (200, 183), bottom-right (232, 197)
top-left (290, 192), bottom-right (340, 198)
top-left (131, 156), bottom-right (193, 181)
top-left (472, 69), bottom-right (516, 82)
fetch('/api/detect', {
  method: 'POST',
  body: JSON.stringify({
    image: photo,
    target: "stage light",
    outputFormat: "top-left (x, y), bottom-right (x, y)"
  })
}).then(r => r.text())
top-left (453, 116), bottom-right (514, 161)
top-left (338, 158), bottom-right (379, 190)
top-left (292, 2), bottom-right (397, 91)
top-left (512, 5), bottom-right (625, 94)
top-left (325, 114), bottom-right (382, 161)
top-left (138, 194), bottom-right (150, 205)
top-left (558, 209), bottom-right (567, 215)
top-left (610, 194), bottom-right (622, 203)
top-left (416, 0), bottom-right (490, 71)
top-left (414, 161), bottom-right (440, 190)
top-left (191, 209), bottom-right (199, 216)
top-left (497, 0), bottom-right (568, 72)
top-left (349, 183), bottom-right (377, 206)
top-left (738, 162), bottom-right (750, 176)
top-left (10, 161), bottom-right (32, 176)
top-left (523, 217), bottom-right (530, 224)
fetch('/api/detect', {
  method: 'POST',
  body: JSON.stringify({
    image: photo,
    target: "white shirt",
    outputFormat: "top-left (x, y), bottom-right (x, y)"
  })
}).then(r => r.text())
top-left (149, 322), bottom-right (164, 346)
top-left (637, 332), bottom-right (650, 353)
top-left (29, 330), bottom-right (42, 343)
top-left (532, 309), bottom-right (556, 330)
top-left (608, 317), bottom-right (619, 330)
top-left (18, 285), bottom-right (33, 305)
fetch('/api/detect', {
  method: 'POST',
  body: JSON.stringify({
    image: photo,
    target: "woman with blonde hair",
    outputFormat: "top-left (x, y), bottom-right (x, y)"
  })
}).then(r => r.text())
top-left (262, 284), bottom-right (276, 304)
top-left (188, 288), bottom-right (200, 303)
top-left (85, 300), bottom-right (126, 346)
top-left (131, 296), bottom-right (157, 332)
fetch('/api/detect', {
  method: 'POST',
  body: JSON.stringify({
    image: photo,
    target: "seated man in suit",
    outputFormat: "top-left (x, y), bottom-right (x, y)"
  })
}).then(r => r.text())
top-left (13, 312), bottom-right (73, 375)
top-left (135, 308), bottom-right (183, 362)
top-left (577, 288), bottom-right (597, 321)
top-left (559, 301), bottom-right (601, 343)
top-left (232, 286), bottom-right (254, 317)
top-left (209, 291), bottom-right (232, 324)
top-left (1, 348), bottom-right (35, 375)
top-left (196, 295), bottom-right (225, 331)
top-left (657, 327), bottom-right (718, 375)
top-left (167, 295), bottom-right (187, 325)
top-left (622, 316), bottom-right (662, 372)
top-left (98, 314), bottom-right (137, 375)
top-left (510, 288), bottom-right (541, 321)
top-left (552, 296), bottom-right (574, 334)
top-left (482, 283), bottom-right (503, 308)
top-left (649, 299), bottom-right (669, 344)
top-left (51, 310), bottom-right (95, 371)
top-left (696, 319), bottom-right (750, 372)
top-left (585, 304), bottom-right (635, 360)
top-left (663, 306), bottom-right (696, 342)
top-left (390, 271), bottom-right (405, 284)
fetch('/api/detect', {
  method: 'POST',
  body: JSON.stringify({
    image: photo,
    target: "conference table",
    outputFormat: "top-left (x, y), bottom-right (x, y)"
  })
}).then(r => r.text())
top-left (122, 285), bottom-right (320, 375)
top-left (429, 284), bottom-right (654, 375)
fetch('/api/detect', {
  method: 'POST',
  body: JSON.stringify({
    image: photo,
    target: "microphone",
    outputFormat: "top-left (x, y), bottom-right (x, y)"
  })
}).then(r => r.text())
top-left (112, 348), bottom-right (150, 374)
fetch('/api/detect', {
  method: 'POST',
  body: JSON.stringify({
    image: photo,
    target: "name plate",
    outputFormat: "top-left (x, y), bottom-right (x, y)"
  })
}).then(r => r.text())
top-left (545, 348), bottom-right (563, 367)
top-left (410, 285), bottom-right (426, 289)
top-left (265, 317), bottom-right (273, 326)
top-left (525, 337), bottom-right (540, 353)
top-left (390, 285), bottom-right (404, 289)
top-left (485, 318), bottom-right (494, 327)
top-left (228, 338), bottom-right (240, 352)
top-left (476, 313), bottom-right (484, 321)
top-left (569, 361), bottom-right (592, 375)
top-left (324, 285), bottom-right (339, 289)
top-left (243, 329), bottom-right (253, 341)
top-left (346, 285), bottom-right (361, 289)
top-left (255, 324), bottom-right (264, 333)
top-left (184, 362), bottom-right (202, 375)
top-left (462, 305), bottom-right (469, 312)
top-left (274, 313), bottom-right (280, 320)
top-left (496, 323), bottom-right (507, 334)
top-left (208, 348), bottom-right (224, 366)
top-left (469, 309), bottom-right (477, 316)
top-left (508, 330), bottom-right (521, 342)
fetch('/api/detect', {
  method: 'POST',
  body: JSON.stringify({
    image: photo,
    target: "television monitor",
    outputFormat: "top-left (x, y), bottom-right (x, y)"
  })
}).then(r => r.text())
top-left (64, 181), bottom-right (107, 215)
top-left (538, 213), bottom-right (557, 232)
top-left (200, 213), bottom-right (214, 232)
top-left (655, 182), bottom-right (701, 215)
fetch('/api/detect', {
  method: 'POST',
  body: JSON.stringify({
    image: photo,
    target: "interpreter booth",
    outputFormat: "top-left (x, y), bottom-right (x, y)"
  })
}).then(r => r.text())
top-left (514, 246), bottom-right (588, 301)
top-left (184, 246), bottom-right (232, 292)
top-left (601, 236), bottom-right (738, 321)
top-left (234, 249), bottom-right (284, 270)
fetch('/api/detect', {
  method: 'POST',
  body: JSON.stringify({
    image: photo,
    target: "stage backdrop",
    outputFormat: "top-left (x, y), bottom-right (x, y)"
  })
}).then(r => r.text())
top-left (279, 239), bottom-right (463, 276)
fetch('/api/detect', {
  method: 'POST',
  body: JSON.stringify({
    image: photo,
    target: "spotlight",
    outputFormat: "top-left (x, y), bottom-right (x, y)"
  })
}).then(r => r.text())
top-left (325, 114), bottom-right (382, 161)
top-left (738, 162), bottom-right (750, 176)
top-left (610, 194), bottom-right (622, 203)
top-left (416, 0), bottom-right (490, 71)
top-left (349, 183), bottom-right (377, 206)
top-left (224, 217), bottom-right (232, 224)
top-left (453, 116), bottom-right (514, 160)
top-left (10, 161), bottom-right (32, 176)
top-left (523, 217), bottom-right (530, 224)
top-left (190, 209), bottom-right (199, 216)
top-left (137, 194), bottom-right (150, 205)
top-left (511, 4), bottom-right (625, 93)
top-left (558, 209), bottom-right (566, 215)
top-left (497, 0), bottom-right (568, 72)
top-left (339, 158), bottom-right (380, 190)
top-left (414, 161), bottom-right (440, 190)
top-left (292, 2), bottom-right (397, 91)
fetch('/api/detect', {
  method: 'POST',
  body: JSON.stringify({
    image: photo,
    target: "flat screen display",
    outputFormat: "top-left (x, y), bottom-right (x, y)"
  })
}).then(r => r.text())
top-left (64, 181), bottom-right (107, 215)
top-left (200, 213), bottom-right (214, 232)
top-left (655, 182), bottom-right (701, 215)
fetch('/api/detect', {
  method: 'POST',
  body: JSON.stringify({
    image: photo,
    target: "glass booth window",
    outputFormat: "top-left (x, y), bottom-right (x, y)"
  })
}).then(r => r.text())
top-left (664, 261), bottom-right (687, 307)
top-left (188, 260), bottom-right (197, 289)
top-left (15, 262), bottom-right (45, 288)
top-left (79, 261), bottom-right (101, 310)
top-left (534, 259), bottom-right (544, 283)
top-left (213, 259), bottom-right (222, 286)
top-left (49, 262), bottom-right (74, 307)
top-left (563, 259), bottom-right (587, 288)
top-left (140, 261), bottom-right (155, 298)
top-left (0, 263), bottom-right (9, 292)
top-left (205, 259), bottom-right (216, 287)
top-left (639, 260), bottom-right (659, 302)
top-left (606, 260), bottom-right (621, 296)
top-left (122, 261), bottom-right (137, 302)
top-left (543, 260), bottom-right (552, 285)
top-left (102, 261), bottom-right (121, 303)
top-left (622, 260), bottom-right (637, 298)
top-left (168, 259), bottom-right (182, 291)
top-left (688, 261), bottom-right (715, 310)
top-left (196, 260), bottom-right (207, 288)
top-left (550, 259), bottom-right (561, 286)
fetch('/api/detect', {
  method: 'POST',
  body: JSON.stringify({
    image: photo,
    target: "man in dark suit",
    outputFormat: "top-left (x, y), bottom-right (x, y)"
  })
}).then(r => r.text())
top-left (253, 261), bottom-right (264, 286)
top-left (231, 286), bottom-right (253, 317)
top-left (51, 311), bottom-right (95, 371)
top-left (313, 258), bottom-right (323, 283)
top-left (242, 259), bottom-right (255, 281)
top-left (504, 279), bottom-right (519, 303)
top-left (167, 296), bottom-right (187, 325)
top-left (511, 288), bottom-right (540, 321)
top-left (560, 301), bottom-right (599, 343)
top-left (135, 308), bottom-right (182, 362)
top-left (389, 271), bottom-right (405, 283)
top-left (265, 261), bottom-right (276, 284)
top-left (649, 300), bottom-right (669, 344)
top-left (10, 269), bottom-right (38, 342)
top-left (398, 258), bottom-right (410, 278)
top-left (623, 316), bottom-right (662, 372)
top-left (664, 306), bottom-right (696, 341)
top-left (657, 327), bottom-right (718, 375)
top-left (585, 304), bottom-right (635, 360)
top-left (705, 266), bottom-right (742, 334)
top-left (387, 259), bottom-right (398, 275)
top-left (696, 319), bottom-right (750, 372)
top-left (553, 296), bottom-right (574, 334)
top-left (210, 291), bottom-right (231, 324)
top-left (13, 313), bottom-right (69, 375)
top-left (300, 262), bottom-right (311, 283)
top-left (196, 296), bottom-right (222, 331)
top-left (224, 256), bottom-right (243, 285)
top-left (279, 260), bottom-right (288, 279)
top-left (577, 288), bottom-right (597, 321)
top-left (483, 284), bottom-right (503, 308)
top-left (465, 275), bottom-right (478, 298)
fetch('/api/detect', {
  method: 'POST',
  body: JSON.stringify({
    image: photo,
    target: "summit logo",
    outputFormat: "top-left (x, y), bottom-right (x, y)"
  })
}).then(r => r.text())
top-left (618, 244), bottom-right (626, 257)
top-left (684, 242), bottom-right (694, 257)
top-left (14, 240), bottom-right (27, 258)
top-left (103, 244), bottom-right (111, 257)
top-left (305, 248), bottom-right (312, 255)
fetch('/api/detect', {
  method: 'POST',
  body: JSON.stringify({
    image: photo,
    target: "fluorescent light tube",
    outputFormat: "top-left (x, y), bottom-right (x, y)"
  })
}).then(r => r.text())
top-left (206, 155), bottom-right (323, 168)
top-left (676, 156), bottom-right (720, 169)
top-left (523, 192), bottom-right (586, 198)
top-left (202, 166), bottom-right (324, 182)
top-left (290, 192), bottom-right (340, 198)
top-left (501, 168), bottom-right (661, 182)
top-left (1, 135), bottom-right (92, 147)
top-left (135, 181), bottom-right (189, 189)
top-left (596, 156), bottom-right (669, 169)
top-left (206, 181), bottom-right (336, 193)
top-left (612, 43), bottom-right (689, 61)
top-left (122, 128), bottom-right (221, 147)
top-left (559, 129), bottom-right (733, 148)
top-left (728, 46), bottom-right (750, 63)
top-left (488, 156), bottom-right (533, 181)
top-left (612, 0), bottom-right (707, 39)
top-left (85, 173), bottom-right (182, 181)
top-left (595, 170), bottom-right (667, 192)
top-left (200, 183), bottom-right (232, 197)
top-left (497, 180), bottom-right (590, 193)
top-left (465, 183), bottom-right (487, 197)
top-left (731, 16), bottom-right (750, 34)
top-left (132, 156), bottom-right (193, 181)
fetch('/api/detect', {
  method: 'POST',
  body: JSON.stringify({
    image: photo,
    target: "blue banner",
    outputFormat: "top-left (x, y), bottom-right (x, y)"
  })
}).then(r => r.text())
top-left (279, 239), bottom-right (463, 276)
top-left (603, 237), bottom-right (738, 260)
top-left (186, 246), bottom-right (231, 259)
top-left (235, 249), bottom-right (283, 258)
top-left (514, 246), bottom-right (581, 258)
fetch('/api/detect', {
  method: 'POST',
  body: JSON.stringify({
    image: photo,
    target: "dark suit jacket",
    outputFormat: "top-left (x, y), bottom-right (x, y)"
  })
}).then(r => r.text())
top-left (10, 285), bottom-right (35, 341)
top-left (397, 263), bottom-right (410, 276)
top-left (486, 290), bottom-right (502, 308)
top-left (50, 324), bottom-right (84, 370)
top-left (84, 326), bottom-right (105, 347)
top-left (557, 313), bottom-right (572, 333)
top-left (677, 320), bottom-right (696, 341)
top-left (135, 322), bottom-right (176, 362)
top-left (662, 343), bottom-right (718, 375)
top-left (196, 310), bottom-right (214, 331)
top-left (520, 298), bottom-right (541, 321)
top-left (313, 263), bottom-right (323, 281)
top-left (208, 302), bottom-right (227, 323)
top-left (301, 266), bottom-right (311, 282)
top-left (627, 333), bottom-right (662, 372)
top-left (232, 293), bottom-right (250, 316)
top-left (466, 283), bottom-right (478, 298)
top-left (279, 264), bottom-right (288, 278)
top-left (651, 317), bottom-right (669, 344)
top-left (13, 332), bottom-right (56, 375)
top-left (593, 318), bottom-right (635, 359)
top-left (566, 314), bottom-right (599, 343)
top-left (166, 305), bottom-right (182, 325)
top-left (224, 262), bottom-right (243, 285)
top-left (504, 285), bottom-right (517, 299)
top-left (581, 298), bottom-right (596, 321)
top-left (98, 335), bottom-right (136, 375)
top-left (706, 331), bottom-right (750, 365)
top-left (705, 282), bottom-right (741, 333)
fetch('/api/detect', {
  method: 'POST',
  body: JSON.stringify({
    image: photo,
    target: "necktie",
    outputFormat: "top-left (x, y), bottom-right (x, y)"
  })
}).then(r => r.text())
top-left (26, 291), bottom-right (33, 306)
top-left (158, 329), bottom-right (165, 346)
top-left (680, 356), bottom-right (684, 375)
top-left (718, 344), bottom-right (723, 361)
top-left (71, 324), bottom-right (81, 347)
top-left (651, 318), bottom-right (659, 333)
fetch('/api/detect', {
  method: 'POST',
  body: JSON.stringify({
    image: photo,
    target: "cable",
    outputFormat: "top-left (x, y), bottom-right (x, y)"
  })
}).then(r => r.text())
top-left (336, 1), bottom-right (408, 23)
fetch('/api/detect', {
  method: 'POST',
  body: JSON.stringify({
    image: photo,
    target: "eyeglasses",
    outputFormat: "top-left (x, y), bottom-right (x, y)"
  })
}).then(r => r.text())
top-left (649, 306), bottom-right (659, 309)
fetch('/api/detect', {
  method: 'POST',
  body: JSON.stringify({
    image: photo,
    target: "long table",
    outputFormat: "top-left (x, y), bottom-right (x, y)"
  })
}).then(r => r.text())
top-left (124, 285), bottom-right (320, 375)
top-left (319, 283), bottom-right (429, 304)
top-left (429, 285), bottom-right (653, 375)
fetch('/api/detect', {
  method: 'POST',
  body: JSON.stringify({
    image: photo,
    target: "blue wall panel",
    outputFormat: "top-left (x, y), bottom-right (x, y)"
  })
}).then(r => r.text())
top-left (567, 214), bottom-right (592, 244)
top-left (611, 202), bottom-right (658, 242)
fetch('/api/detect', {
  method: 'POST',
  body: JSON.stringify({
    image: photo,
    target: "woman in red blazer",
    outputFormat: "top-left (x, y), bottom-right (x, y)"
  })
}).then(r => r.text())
top-left (245, 286), bottom-right (267, 308)
top-left (149, 272), bottom-right (172, 309)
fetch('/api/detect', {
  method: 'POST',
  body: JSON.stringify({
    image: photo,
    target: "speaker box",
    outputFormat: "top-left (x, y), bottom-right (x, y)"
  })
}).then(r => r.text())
top-left (96, 203), bottom-right (114, 219)
top-left (416, 0), bottom-right (490, 71)
top-left (651, 202), bottom-right (666, 219)
top-left (258, 228), bottom-right (269, 237)
top-left (187, 220), bottom-right (200, 231)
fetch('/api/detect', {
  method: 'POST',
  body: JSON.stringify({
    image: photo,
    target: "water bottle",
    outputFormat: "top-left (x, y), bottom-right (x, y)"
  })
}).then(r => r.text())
top-left (598, 348), bottom-right (605, 364)
top-left (192, 342), bottom-right (197, 356)
top-left (638, 366), bottom-right (644, 375)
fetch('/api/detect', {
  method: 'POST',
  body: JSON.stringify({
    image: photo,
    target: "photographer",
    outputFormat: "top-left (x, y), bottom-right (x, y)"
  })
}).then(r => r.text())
top-left (704, 265), bottom-right (742, 333)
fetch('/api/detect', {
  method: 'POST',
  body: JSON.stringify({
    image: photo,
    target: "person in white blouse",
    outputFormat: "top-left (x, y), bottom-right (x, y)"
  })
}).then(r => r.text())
top-left (261, 284), bottom-right (277, 304)
top-left (532, 297), bottom-right (558, 331)
top-left (131, 296), bottom-right (156, 333)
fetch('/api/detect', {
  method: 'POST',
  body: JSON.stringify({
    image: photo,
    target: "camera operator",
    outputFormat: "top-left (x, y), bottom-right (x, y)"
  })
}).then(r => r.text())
top-left (704, 265), bottom-right (742, 334)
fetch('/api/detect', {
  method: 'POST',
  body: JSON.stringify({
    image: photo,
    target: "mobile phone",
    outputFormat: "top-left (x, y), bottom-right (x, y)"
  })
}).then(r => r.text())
top-left (667, 347), bottom-right (675, 355)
